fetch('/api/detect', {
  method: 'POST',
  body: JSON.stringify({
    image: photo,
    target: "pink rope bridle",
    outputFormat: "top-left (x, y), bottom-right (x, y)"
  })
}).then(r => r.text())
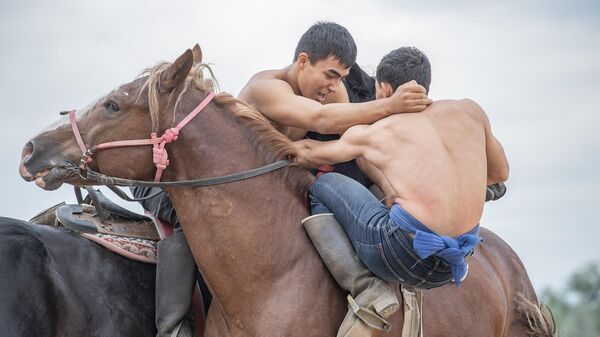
top-left (69, 92), bottom-right (216, 182)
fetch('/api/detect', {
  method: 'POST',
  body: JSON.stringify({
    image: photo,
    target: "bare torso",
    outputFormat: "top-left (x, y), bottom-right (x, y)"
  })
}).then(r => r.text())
top-left (361, 99), bottom-right (488, 236)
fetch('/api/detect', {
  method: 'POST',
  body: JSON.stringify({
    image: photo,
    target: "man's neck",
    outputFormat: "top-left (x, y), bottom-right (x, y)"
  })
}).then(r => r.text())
top-left (284, 64), bottom-right (302, 96)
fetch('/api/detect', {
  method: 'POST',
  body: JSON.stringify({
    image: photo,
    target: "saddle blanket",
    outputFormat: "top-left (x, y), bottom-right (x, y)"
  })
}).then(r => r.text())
top-left (81, 233), bottom-right (157, 264)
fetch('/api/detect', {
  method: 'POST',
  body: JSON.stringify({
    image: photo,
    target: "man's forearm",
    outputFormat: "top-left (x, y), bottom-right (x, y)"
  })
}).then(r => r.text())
top-left (315, 99), bottom-right (391, 134)
top-left (295, 138), bottom-right (359, 168)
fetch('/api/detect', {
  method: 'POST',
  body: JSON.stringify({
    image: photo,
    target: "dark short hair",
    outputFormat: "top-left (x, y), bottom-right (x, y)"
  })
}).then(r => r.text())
top-left (376, 47), bottom-right (431, 93)
top-left (293, 21), bottom-right (357, 68)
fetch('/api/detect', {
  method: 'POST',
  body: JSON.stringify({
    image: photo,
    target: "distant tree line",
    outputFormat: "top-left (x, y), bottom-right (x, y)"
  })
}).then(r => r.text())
top-left (541, 260), bottom-right (600, 337)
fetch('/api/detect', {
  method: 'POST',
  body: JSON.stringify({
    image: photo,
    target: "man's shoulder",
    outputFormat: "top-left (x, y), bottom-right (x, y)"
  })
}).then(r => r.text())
top-left (429, 98), bottom-right (478, 107)
top-left (428, 98), bottom-right (486, 117)
top-left (239, 70), bottom-right (295, 103)
top-left (249, 69), bottom-right (283, 81)
top-left (247, 70), bottom-right (295, 92)
top-left (422, 99), bottom-right (491, 134)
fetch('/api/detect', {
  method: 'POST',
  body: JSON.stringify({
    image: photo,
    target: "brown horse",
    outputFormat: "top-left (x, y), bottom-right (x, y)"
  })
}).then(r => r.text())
top-left (19, 45), bottom-right (555, 337)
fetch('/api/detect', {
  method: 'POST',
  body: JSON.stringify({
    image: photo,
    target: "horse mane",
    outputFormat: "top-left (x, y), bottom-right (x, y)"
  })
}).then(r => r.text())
top-left (138, 60), bottom-right (313, 192)
top-left (215, 93), bottom-right (314, 191)
top-left (138, 61), bottom-right (220, 131)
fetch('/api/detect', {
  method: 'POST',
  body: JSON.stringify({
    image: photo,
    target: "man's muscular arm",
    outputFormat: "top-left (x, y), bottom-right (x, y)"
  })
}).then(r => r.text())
top-left (244, 79), bottom-right (430, 134)
top-left (467, 100), bottom-right (509, 184)
top-left (484, 118), bottom-right (510, 184)
top-left (356, 157), bottom-right (397, 206)
top-left (293, 125), bottom-right (370, 168)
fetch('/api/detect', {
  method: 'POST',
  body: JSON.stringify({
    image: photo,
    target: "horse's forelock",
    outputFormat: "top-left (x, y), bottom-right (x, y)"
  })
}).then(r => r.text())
top-left (137, 61), bottom-right (219, 132)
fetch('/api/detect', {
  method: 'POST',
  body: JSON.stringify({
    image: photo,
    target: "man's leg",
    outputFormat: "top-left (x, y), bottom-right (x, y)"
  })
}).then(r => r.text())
top-left (303, 173), bottom-right (399, 337)
top-left (130, 187), bottom-right (196, 337)
top-left (130, 187), bottom-right (179, 226)
top-left (309, 173), bottom-right (391, 249)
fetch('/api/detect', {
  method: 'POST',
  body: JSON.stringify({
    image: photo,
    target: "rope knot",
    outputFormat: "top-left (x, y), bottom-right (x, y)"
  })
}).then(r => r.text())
top-left (152, 147), bottom-right (169, 170)
top-left (161, 128), bottom-right (180, 143)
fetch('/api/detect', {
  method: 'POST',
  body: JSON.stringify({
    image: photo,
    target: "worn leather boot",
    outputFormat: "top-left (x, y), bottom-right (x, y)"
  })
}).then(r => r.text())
top-left (302, 213), bottom-right (399, 337)
top-left (156, 232), bottom-right (196, 337)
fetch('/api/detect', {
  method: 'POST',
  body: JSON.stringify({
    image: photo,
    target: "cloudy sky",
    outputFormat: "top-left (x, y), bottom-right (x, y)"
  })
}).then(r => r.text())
top-left (1, 0), bottom-right (598, 292)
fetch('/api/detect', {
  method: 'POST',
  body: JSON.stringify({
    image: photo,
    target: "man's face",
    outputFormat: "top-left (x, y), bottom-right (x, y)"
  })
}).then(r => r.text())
top-left (297, 54), bottom-right (350, 103)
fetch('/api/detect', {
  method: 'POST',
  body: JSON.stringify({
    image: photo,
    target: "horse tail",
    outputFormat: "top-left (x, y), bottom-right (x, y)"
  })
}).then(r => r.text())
top-left (515, 293), bottom-right (558, 337)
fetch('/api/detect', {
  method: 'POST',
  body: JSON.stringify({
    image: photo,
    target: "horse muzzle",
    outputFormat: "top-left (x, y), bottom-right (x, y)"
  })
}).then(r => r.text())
top-left (19, 140), bottom-right (79, 190)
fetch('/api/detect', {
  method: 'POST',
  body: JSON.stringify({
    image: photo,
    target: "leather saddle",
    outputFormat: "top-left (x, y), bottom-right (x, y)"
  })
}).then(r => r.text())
top-left (30, 188), bottom-right (166, 241)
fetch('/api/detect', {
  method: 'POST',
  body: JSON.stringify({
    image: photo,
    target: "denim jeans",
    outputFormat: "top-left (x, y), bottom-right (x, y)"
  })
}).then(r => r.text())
top-left (309, 173), bottom-right (455, 289)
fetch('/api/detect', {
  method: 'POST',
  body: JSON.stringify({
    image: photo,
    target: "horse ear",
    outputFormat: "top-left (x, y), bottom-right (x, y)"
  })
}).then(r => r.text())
top-left (159, 49), bottom-right (194, 94)
top-left (192, 43), bottom-right (203, 65)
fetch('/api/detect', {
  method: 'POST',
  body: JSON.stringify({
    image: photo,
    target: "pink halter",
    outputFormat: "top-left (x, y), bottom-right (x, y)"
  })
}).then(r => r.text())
top-left (69, 92), bottom-right (216, 182)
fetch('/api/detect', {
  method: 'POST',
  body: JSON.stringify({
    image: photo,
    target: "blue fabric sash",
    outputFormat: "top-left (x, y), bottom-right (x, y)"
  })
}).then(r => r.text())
top-left (389, 204), bottom-right (481, 287)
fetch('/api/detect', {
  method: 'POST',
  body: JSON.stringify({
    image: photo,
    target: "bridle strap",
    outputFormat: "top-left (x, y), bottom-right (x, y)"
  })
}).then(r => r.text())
top-left (66, 90), bottom-right (291, 194)
top-left (69, 109), bottom-right (89, 161)
top-left (69, 92), bottom-right (216, 182)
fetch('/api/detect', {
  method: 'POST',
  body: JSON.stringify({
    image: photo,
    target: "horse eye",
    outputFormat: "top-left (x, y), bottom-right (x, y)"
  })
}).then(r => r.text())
top-left (105, 100), bottom-right (120, 113)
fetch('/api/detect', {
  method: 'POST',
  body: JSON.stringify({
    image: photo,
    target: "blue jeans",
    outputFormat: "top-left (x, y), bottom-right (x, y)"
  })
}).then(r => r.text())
top-left (309, 173), bottom-right (455, 289)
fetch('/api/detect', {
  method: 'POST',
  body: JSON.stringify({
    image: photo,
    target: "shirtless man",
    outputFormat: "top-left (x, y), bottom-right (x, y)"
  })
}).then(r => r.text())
top-left (238, 21), bottom-right (431, 141)
top-left (132, 23), bottom-right (431, 337)
top-left (295, 47), bottom-right (510, 336)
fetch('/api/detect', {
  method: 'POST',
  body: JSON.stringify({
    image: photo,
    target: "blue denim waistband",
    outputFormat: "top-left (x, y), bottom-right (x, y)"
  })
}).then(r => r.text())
top-left (389, 204), bottom-right (481, 287)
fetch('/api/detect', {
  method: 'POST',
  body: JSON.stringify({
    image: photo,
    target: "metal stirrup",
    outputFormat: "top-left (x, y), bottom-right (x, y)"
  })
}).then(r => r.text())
top-left (347, 295), bottom-right (392, 332)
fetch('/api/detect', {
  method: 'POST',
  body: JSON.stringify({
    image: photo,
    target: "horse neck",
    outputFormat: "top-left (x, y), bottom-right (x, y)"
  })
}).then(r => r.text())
top-left (162, 92), bottom-right (313, 310)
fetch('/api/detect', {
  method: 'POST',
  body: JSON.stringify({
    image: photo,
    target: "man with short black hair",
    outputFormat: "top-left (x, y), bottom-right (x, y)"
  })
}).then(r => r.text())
top-left (295, 46), bottom-right (509, 336)
top-left (376, 47), bottom-right (432, 95)
top-left (238, 21), bottom-right (431, 139)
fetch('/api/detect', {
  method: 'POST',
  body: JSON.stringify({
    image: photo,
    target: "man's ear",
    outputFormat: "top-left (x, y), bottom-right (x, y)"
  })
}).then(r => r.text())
top-left (383, 82), bottom-right (394, 98)
top-left (377, 81), bottom-right (394, 98)
top-left (297, 52), bottom-right (309, 67)
top-left (159, 49), bottom-right (194, 94)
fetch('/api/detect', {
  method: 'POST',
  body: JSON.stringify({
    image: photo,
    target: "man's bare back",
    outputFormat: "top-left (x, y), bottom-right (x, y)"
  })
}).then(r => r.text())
top-left (295, 99), bottom-right (509, 237)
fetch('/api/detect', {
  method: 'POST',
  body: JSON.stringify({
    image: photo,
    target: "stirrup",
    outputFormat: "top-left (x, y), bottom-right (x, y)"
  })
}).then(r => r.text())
top-left (347, 295), bottom-right (392, 332)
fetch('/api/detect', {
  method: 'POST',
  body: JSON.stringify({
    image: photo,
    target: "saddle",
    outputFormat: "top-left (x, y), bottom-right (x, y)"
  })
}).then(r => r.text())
top-left (29, 188), bottom-right (208, 336)
top-left (29, 188), bottom-right (174, 263)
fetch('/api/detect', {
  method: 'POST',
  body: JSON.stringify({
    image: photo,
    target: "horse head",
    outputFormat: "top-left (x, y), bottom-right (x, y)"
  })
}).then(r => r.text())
top-left (19, 45), bottom-right (210, 190)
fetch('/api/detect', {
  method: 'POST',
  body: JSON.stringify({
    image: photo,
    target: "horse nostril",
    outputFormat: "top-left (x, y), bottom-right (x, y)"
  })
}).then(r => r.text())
top-left (19, 141), bottom-right (36, 180)
top-left (21, 142), bottom-right (34, 163)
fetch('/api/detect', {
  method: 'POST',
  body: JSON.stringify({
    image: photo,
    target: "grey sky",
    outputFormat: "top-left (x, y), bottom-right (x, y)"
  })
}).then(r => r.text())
top-left (1, 0), bottom-right (598, 292)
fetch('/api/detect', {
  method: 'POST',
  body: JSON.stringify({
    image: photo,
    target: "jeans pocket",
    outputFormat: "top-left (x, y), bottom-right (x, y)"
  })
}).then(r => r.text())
top-left (354, 241), bottom-right (397, 283)
top-left (387, 231), bottom-right (455, 288)
top-left (382, 232), bottom-right (432, 284)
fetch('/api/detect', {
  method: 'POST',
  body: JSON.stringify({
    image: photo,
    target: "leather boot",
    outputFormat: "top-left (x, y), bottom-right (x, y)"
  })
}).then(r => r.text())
top-left (302, 213), bottom-right (399, 337)
top-left (156, 232), bottom-right (196, 337)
